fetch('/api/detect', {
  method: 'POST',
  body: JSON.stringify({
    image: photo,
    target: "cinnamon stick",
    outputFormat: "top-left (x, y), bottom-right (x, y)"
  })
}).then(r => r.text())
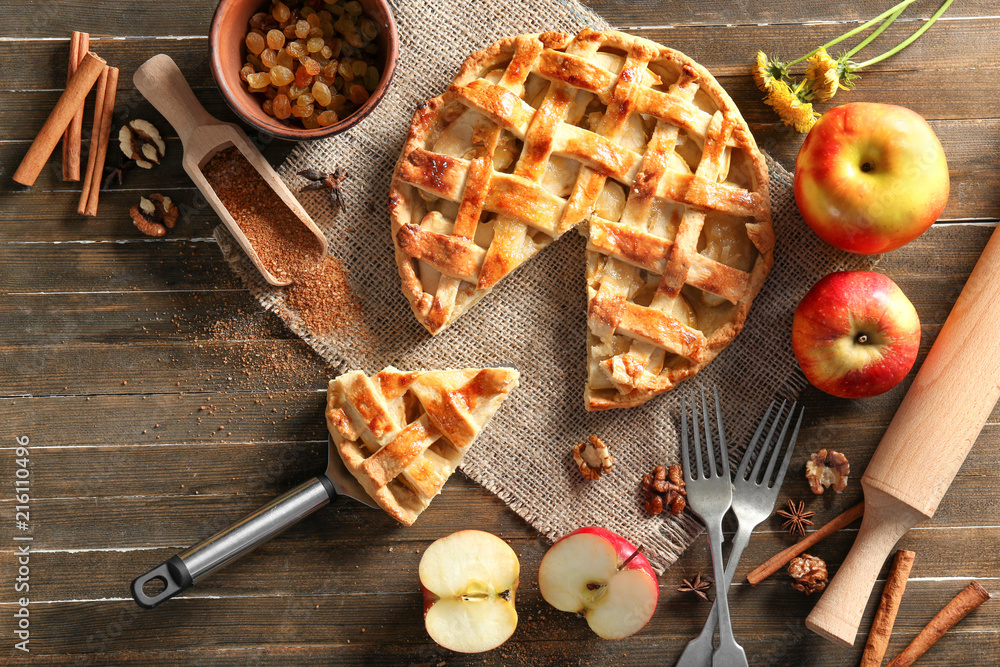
top-left (78, 67), bottom-right (119, 217)
top-left (13, 51), bottom-right (106, 187)
top-left (861, 549), bottom-right (916, 666)
top-left (886, 580), bottom-right (991, 666)
top-left (61, 31), bottom-right (90, 181)
top-left (747, 501), bottom-right (864, 585)
top-left (78, 67), bottom-right (108, 215)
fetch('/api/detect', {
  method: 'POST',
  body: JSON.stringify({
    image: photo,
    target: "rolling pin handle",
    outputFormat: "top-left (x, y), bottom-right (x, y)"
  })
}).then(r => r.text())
top-left (130, 555), bottom-right (193, 609)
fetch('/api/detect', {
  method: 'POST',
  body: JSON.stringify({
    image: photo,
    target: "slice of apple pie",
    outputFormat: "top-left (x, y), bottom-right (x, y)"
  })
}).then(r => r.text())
top-left (326, 366), bottom-right (519, 525)
top-left (389, 29), bottom-right (772, 410)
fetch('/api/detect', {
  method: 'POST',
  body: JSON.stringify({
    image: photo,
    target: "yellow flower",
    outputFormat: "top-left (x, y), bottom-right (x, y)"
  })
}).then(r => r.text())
top-left (765, 80), bottom-right (819, 133)
top-left (753, 51), bottom-right (774, 93)
top-left (804, 49), bottom-right (842, 102)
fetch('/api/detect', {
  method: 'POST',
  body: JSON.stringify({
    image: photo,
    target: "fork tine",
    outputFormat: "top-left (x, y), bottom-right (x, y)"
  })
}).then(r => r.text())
top-left (736, 400), bottom-right (776, 480)
top-left (749, 400), bottom-right (786, 484)
top-left (680, 392), bottom-right (693, 481)
top-left (770, 406), bottom-right (805, 489)
top-left (713, 387), bottom-right (730, 477)
top-left (761, 401), bottom-right (798, 485)
top-left (692, 388), bottom-right (705, 480)
top-left (700, 387), bottom-right (717, 478)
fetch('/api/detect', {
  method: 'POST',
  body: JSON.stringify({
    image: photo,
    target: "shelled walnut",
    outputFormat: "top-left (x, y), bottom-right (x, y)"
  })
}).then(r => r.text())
top-left (573, 435), bottom-right (613, 480)
top-left (788, 553), bottom-right (828, 595)
top-left (130, 194), bottom-right (178, 237)
top-left (641, 464), bottom-right (686, 516)
top-left (119, 120), bottom-right (166, 169)
top-left (805, 449), bottom-right (850, 494)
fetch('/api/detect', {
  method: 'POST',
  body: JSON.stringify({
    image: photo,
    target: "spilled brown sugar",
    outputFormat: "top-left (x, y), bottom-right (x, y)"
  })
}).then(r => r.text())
top-left (287, 254), bottom-right (360, 334)
top-left (202, 146), bottom-right (365, 337)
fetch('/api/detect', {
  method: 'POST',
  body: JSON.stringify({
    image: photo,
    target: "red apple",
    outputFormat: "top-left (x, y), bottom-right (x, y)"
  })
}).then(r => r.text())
top-left (793, 271), bottom-right (920, 398)
top-left (795, 102), bottom-right (949, 254)
top-left (419, 530), bottom-right (519, 653)
top-left (537, 527), bottom-right (658, 639)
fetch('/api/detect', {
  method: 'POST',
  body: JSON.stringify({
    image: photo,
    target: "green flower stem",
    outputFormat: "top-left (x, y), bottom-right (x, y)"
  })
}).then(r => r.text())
top-left (787, 0), bottom-right (916, 67)
top-left (855, 0), bottom-right (956, 68)
top-left (845, 4), bottom-right (908, 58)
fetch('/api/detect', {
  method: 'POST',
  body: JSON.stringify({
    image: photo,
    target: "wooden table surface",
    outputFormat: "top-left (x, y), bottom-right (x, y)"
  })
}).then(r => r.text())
top-left (2, 1), bottom-right (998, 665)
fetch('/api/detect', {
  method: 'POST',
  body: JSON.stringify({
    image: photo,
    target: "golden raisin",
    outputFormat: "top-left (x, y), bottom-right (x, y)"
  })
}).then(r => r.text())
top-left (317, 110), bottom-right (338, 126)
top-left (349, 84), bottom-right (369, 105)
top-left (245, 31), bottom-right (266, 55)
top-left (269, 65), bottom-right (294, 87)
top-left (272, 94), bottom-right (292, 120)
top-left (266, 29), bottom-right (285, 51)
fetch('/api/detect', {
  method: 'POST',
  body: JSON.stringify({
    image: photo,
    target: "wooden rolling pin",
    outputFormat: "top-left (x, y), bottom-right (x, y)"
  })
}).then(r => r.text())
top-left (806, 223), bottom-right (1000, 646)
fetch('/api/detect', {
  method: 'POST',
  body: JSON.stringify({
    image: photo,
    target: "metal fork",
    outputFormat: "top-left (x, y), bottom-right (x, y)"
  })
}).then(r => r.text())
top-left (676, 400), bottom-right (804, 667)
top-left (680, 387), bottom-right (745, 667)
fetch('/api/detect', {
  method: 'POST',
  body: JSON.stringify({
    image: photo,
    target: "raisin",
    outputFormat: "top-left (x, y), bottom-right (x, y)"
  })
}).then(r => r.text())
top-left (273, 94), bottom-right (292, 120)
top-left (317, 110), bottom-right (339, 126)
top-left (245, 31), bottom-right (266, 55)
top-left (266, 29), bottom-right (285, 51)
top-left (312, 81), bottom-right (332, 107)
top-left (269, 65), bottom-right (295, 87)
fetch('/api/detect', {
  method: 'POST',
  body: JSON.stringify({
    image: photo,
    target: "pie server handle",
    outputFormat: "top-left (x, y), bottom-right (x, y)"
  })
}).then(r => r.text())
top-left (130, 475), bottom-right (337, 609)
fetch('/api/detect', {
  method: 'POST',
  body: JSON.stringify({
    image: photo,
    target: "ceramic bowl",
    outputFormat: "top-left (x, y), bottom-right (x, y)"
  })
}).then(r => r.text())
top-left (209, 0), bottom-right (398, 141)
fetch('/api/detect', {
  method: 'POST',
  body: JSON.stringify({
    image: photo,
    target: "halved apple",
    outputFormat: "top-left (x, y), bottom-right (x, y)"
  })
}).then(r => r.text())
top-left (538, 527), bottom-right (658, 639)
top-left (419, 530), bottom-right (519, 653)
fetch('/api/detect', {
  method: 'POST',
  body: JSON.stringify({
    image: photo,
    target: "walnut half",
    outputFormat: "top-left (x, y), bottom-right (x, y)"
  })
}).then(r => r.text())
top-left (788, 553), bottom-right (828, 595)
top-left (119, 120), bottom-right (166, 169)
top-left (805, 449), bottom-right (850, 494)
top-left (573, 435), bottom-right (613, 480)
top-left (641, 464), bottom-right (686, 515)
top-left (131, 194), bottom-right (179, 237)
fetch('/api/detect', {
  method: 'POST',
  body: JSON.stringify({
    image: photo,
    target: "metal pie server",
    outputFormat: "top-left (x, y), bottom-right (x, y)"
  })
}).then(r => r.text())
top-left (130, 437), bottom-right (376, 609)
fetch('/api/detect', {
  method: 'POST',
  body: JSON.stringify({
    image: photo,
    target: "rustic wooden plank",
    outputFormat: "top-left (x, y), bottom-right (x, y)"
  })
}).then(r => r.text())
top-left (751, 118), bottom-right (1000, 200)
top-left (0, 88), bottom-right (248, 142)
top-left (4, 18), bottom-right (995, 91)
top-left (10, 630), bottom-right (1000, 667)
top-left (0, 472), bottom-right (992, 552)
top-left (631, 17), bottom-right (999, 77)
top-left (0, 392), bottom-right (329, 447)
top-left (0, 340), bottom-right (331, 396)
top-left (0, 37), bottom-right (215, 91)
top-left (0, 189), bottom-right (223, 241)
top-left (2, 0), bottom-right (995, 37)
top-left (4, 525), bottom-right (996, 605)
top-left (0, 139), bottom-right (297, 194)
top-left (0, 581), bottom-right (993, 658)
top-left (0, 238), bottom-right (242, 292)
top-left (0, 483), bottom-right (536, 551)
top-left (586, 0), bottom-right (999, 28)
top-left (0, 290), bottom-right (295, 345)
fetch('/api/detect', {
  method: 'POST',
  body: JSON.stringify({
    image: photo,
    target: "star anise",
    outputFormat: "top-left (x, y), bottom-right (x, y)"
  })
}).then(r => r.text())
top-left (776, 499), bottom-right (815, 536)
top-left (298, 167), bottom-right (348, 214)
top-left (678, 573), bottom-right (713, 601)
top-left (103, 156), bottom-right (135, 189)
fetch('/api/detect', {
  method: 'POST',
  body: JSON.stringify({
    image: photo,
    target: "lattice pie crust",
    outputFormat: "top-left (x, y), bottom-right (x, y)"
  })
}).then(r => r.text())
top-left (326, 366), bottom-right (519, 525)
top-left (389, 29), bottom-right (773, 410)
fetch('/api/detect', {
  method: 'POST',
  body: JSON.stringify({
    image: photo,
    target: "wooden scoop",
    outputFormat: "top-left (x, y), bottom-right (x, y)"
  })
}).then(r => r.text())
top-left (133, 54), bottom-right (327, 286)
top-left (806, 223), bottom-right (1000, 646)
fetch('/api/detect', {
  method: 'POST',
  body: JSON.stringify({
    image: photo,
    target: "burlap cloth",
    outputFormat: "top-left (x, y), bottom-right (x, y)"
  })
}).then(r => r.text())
top-left (214, 0), bottom-right (870, 572)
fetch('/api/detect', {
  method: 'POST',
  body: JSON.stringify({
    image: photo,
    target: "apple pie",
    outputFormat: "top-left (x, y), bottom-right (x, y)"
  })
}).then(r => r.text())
top-left (325, 366), bottom-right (519, 525)
top-left (389, 29), bottom-right (773, 410)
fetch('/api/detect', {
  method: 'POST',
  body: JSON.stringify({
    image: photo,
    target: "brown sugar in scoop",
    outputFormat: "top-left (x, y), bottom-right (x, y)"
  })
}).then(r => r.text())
top-left (203, 147), bottom-right (323, 284)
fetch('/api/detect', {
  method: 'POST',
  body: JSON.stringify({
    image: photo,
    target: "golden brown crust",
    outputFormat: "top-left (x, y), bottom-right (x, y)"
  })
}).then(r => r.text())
top-left (326, 367), bottom-right (519, 526)
top-left (388, 30), bottom-right (773, 409)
